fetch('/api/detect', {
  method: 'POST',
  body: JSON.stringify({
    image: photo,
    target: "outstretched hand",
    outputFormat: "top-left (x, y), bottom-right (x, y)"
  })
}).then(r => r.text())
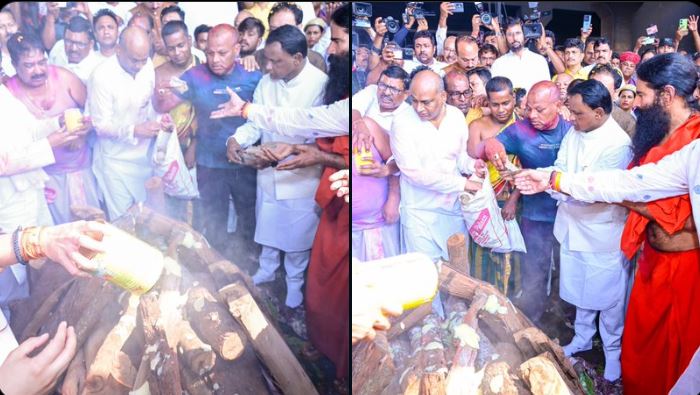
top-left (210, 87), bottom-right (246, 119)
top-left (513, 169), bottom-right (551, 195)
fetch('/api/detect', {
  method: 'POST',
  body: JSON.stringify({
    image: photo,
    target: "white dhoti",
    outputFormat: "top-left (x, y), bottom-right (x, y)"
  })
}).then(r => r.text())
top-left (251, 170), bottom-right (321, 308)
top-left (93, 155), bottom-right (152, 220)
top-left (560, 247), bottom-right (629, 381)
top-left (45, 168), bottom-right (102, 224)
top-left (351, 222), bottom-right (401, 261)
top-left (401, 207), bottom-right (467, 261)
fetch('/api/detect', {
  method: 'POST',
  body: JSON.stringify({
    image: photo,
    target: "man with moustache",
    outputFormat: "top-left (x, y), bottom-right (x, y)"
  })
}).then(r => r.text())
top-left (238, 17), bottom-right (264, 57)
top-left (539, 79), bottom-right (633, 383)
top-left (444, 70), bottom-right (471, 116)
top-left (466, 76), bottom-right (520, 293)
top-left (490, 17), bottom-right (550, 92)
top-left (402, 30), bottom-right (447, 76)
top-left (170, 24), bottom-right (261, 253)
top-left (5, 31), bottom-right (98, 226)
top-left (442, 35), bottom-right (479, 75)
top-left (353, 65), bottom-right (411, 131)
top-left (0, 32), bottom-right (88, 317)
top-left (477, 81), bottom-right (571, 324)
top-left (440, 36), bottom-right (457, 64)
top-left (619, 51), bottom-right (640, 86)
top-left (513, 53), bottom-right (700, 395)
top-left (48, 16), bottom-right (103, 85)
top-left (593, 37), bottom-right (613, 65)
top-left (561, 38), bottom-right (594, 80)
top-left (152, 20), bottom-right (201, 220)
top-left (589, 63), bottom-right (637, 138)
top-left (224, 25), bottom-right (327, 310)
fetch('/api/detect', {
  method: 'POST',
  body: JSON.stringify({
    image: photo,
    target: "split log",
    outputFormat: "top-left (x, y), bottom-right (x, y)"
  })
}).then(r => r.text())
top-left (513, 327), bottom-right (583, 394)
top-left (444, 292), bottom-right (487, 395)
top-left (71, 205), bottom-right (107, 222)
top-left (138, 293), bottom-right (182, 395)
top-left (61, 348), bottom-right (86, 395)
top-left (387, 302), bottom-right (431, 340)
top-left (184, 275), bottom-right (246, 361)
top-left (418, 314), bottom-right (447, 395)
top-left (399, 326), bottom-right (422, 395)
top-left (84, 293), bottom-right (139, 390)
top-left (81, 321), bottom-right (116, 392)
top-left (447, 233), bottom-right (469, 275)
top-left (519, 352), bottom-right (577, 395)
top-left (480, 361), bottom-right (528, 395)
top-left (351, 331), bottom-right (395, 395)
top-left (439, 264), bottom-right (531, 344)
top-left (492, 342), bottom-right (526, 370)
top-left (145, 176), bottom-right (167, 214)
top-left (219, 281), bottom-right (319, 395)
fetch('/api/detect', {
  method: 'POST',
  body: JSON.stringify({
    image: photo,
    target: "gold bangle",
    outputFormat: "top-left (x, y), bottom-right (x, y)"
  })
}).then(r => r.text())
top-left (554, 172), bottom-right (562, 192)
top-left (20, 226), bottom-right (46, 261)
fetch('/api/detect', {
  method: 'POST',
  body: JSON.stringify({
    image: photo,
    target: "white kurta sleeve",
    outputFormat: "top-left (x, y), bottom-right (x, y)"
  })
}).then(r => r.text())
top-left (87, 75), bottom-right (138, 145)
top-left (351, 85), bottom-right (375, 116)
top-left (436, 26), bottom-right (447, 56)
top-left (559, 141), bottom-right (695, 203)
top-left (232, 84), bottom-right (264, 148)
top-left (391, 122), bottom-right (467, 194)
top-left (246, 98), bottom-right (349, 138)
top-left (0, 138), bottom-right (55, 176)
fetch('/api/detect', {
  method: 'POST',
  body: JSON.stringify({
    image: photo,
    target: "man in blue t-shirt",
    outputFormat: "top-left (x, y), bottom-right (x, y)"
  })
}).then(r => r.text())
top-left (173, 24), bottom-right (262, 251)
top-left (478, 80), bottom-right (571, 325)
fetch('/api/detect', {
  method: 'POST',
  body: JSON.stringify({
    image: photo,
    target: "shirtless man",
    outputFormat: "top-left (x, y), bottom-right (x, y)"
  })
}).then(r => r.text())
top-left (4, 32), bottom-right (97, 225)
top-left (152, 20), bottom-right (199, 221)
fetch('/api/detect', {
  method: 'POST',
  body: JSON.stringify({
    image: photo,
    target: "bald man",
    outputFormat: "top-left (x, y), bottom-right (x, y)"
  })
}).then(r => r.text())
top-left (441, 35), bottom-right (457, 64)
top-left (170, 24), bottom-right (262, 252)
top-left (391, 67), bottom-right (480, 263)
top-left (443, 35), bottom-right (480, 75)
top-left (478, 80), bottom-right (572, 325)
top-left (88, 27), bottom-right (166, 219)
top-left (444, 70), bottom-right (471, 115)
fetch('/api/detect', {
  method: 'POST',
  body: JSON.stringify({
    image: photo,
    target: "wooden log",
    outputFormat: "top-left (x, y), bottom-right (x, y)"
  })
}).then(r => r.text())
top-left (84, 293), bottom-right (140, 390)
top-left (444, 293), bottom-right (488, 395)
top-left (219, 281), bottom-right (319, 395)
top-left (439, 264), bottom-right (531, 344)
top-left (513, 327), bottom-right (583, 394)
top-left (18, 277), bottom-right (75, 340)
top-left (70, 205), bottom-right (107, 222)
top-left (480, 361), bottom-right (528, 395)
top-left (399, 326), bottom-right (422, 395)
top-left (351, 331), bottom-right (395, 395)
top-left (81, 323), bottom-right (118, 394)
top-left (447, 233), bottom-right (469, 275)
top-left (387, 302), bottom-right (431, 340)
top-left (519, 352), bottom-right (577, 395)
top-left (492, 342), bottom-right (525, 370)
top-left (184, 275), bottom-right (246, 361)
top-left (61, 348), bottom-right (86, 395)
top-left (418, 314), bottom-right (447, 395)
top-left (138, 292), bottom-right (183, 395)
top-left (70, 282), bottom-right (121, 351)
top-left (176, 320), bottom-right (217, 376)
top-left (145, 176), bottom-right (167, 214)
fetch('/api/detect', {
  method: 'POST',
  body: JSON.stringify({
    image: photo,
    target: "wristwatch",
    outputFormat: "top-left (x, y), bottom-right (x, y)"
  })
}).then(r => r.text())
top-left (371, 45), bottom-right (382, 55)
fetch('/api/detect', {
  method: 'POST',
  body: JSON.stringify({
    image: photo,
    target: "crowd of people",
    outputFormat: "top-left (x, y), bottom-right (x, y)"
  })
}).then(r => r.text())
top-left (352, 2), bottom-right (700, 394)
top-left (0, 1), bottom-right (352, 393)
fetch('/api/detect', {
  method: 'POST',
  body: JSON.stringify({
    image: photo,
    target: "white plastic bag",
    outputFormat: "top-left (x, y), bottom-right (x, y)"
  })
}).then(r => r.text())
top-left (459, 176), bottom-right (510, 250)
top-left (152, 130), bottom-right (199, 199)
top-left (493, 219), bottom-right (527, 253)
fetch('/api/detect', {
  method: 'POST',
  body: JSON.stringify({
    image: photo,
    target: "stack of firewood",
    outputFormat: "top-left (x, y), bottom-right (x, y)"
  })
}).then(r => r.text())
top-left (352, 236), bottom-right (586, 395)
top-left (9, 197), bottom-right (319, 395)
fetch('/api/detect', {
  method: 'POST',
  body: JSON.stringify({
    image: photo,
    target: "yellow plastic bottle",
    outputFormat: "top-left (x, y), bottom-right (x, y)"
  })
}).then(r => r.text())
top-left (353, 252), bottom-right (438, 311)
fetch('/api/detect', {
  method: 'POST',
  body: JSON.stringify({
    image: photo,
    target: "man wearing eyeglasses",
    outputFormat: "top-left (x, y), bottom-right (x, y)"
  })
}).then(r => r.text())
top-left (48, 16), bottom-right (103, 85)
top-left (444, 70), bottom-right (471, 115)
top-left (352, 65), bottom-right (411, 132)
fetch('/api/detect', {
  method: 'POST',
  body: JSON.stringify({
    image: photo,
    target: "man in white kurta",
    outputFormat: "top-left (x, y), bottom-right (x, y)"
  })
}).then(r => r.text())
top-left (87, 27), bottom-right (159, 220)
top-left (537, 81), bottom-right (632, 381)
top-left (229, 36), bottom-right (327, 308)
top-left (0, 85), bottom-right (62, 319)
top-left (489, 21), bottom-right (550, 92)
top-left (391, 69), bottom-right (476, 261)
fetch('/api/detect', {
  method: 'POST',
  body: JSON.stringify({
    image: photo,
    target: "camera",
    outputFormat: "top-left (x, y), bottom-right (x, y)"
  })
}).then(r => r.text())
top-left (522, 2), bottom-right (551, 40)
top-left (402, 48), bottom-right (415, 60)
top-left (384, 16), bottom-right (400, 34)
top-left (352, 2), bottom-right (372, 29)
top-left (474, 2), bottom-right (492, 26)
top-left (403, 2), bottom-right (435, 23)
